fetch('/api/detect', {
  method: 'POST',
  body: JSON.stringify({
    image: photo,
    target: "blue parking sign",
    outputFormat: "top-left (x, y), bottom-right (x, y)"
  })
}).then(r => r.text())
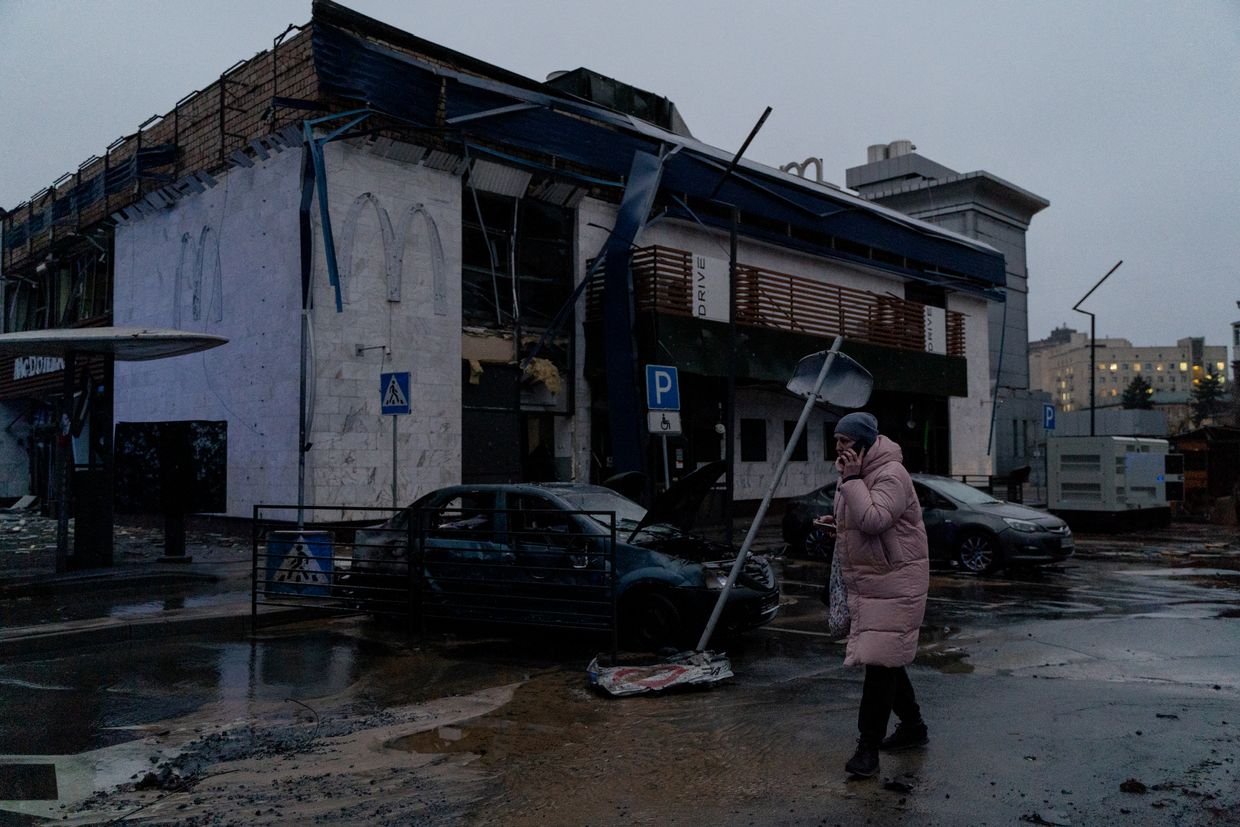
top-left (1043, 403), bottom-right (1056, 430)
top-left (645, 365), bottom-right (680, 411)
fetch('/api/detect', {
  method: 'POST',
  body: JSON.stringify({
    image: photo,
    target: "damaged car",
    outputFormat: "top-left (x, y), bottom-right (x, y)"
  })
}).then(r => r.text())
top-left (344, 462), bottom-right (779, 650)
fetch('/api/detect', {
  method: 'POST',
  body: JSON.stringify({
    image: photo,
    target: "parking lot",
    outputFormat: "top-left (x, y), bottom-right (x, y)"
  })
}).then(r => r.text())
top-left (1, 523), bottom-right (1238, 825)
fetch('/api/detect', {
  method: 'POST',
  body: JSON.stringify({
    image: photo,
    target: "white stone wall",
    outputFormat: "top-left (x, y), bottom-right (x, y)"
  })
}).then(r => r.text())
top-left (0, 401), bottom-right (30, 498)
top-left (307, 141), bottom-right (462, 511)
top-left (948, 291), bottom-right (994, 476)
top-left (113, 149), bottom-right (303, 516)
top-left (734, 389), bottom-right (835, 501)
top-left (113, 139), bottom-right (464, 517)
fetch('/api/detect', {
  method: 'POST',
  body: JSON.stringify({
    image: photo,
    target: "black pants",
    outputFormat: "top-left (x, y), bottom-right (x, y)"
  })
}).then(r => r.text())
top-left (858, 665), bottom-right (921, 744)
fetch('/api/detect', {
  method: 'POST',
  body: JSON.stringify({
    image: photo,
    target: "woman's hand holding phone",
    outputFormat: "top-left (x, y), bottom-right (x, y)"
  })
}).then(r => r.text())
top-left (836, 446), bottom-right (864, 477)
top-left (813, 514), bottom-right (836, 536)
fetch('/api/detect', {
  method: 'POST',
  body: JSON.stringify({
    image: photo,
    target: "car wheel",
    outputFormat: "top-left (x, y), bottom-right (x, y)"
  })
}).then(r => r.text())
top-left (803, 526), bottom-right (834, 560)
top-left (957, 531), bottom-right (1002, 575)
top-left (622, 590), bottom-right (683, 651)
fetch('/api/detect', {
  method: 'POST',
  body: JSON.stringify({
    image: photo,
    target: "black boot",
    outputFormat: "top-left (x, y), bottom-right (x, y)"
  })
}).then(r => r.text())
top-left (880, 720), bottom-right (929, 752)
top-left (845, 739), bottom-right (880, 777)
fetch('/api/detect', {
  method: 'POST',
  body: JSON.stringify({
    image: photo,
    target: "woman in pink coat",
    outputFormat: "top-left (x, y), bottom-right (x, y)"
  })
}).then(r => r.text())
top-left (818, 412), bottom-right (930, 778)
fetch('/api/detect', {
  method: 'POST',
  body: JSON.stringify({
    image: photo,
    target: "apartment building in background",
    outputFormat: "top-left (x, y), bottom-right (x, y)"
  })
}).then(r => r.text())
top-left (1030, 325), bottom-right (1229, 431)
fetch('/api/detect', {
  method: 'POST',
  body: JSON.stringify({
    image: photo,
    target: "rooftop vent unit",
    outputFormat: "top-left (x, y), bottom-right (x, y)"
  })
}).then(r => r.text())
top-left (866, 140), bottom-right (917, 163)
top-left (544, 68), bottom-right (692, 137)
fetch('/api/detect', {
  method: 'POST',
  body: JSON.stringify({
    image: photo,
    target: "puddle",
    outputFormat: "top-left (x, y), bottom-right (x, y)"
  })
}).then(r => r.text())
top-left (0, 631), bottom-right (392, 755)
top-left (391, 725), bottom-right (482, 756)
top-left (1122, 567), bottom-right (1240, 579)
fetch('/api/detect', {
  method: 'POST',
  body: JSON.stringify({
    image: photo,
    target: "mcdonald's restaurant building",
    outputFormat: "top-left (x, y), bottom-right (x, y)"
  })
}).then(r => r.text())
top-left (0, 0), bottom-right (1006, 521)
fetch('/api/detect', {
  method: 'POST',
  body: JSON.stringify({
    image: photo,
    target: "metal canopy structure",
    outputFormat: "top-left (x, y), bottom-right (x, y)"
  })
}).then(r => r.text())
top-left (0, 327), bottom-right (229, 361)
top-left (0, 327), bottom-right (229, 573)
top-left (309, 0), bottom-right (1007, 296)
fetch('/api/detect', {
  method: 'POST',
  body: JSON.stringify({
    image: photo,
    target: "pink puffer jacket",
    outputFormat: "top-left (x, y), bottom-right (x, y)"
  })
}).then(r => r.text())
top-left (832, 435), bottom-right (929, 667)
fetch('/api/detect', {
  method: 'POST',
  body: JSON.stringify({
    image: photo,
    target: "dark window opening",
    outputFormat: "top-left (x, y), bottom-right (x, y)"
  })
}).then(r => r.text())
top-left (904, 281), bottom-right (946, 309)
top-left (740, 418), bottom-right (767, 463)
top-left (783, 420), bottom-right (808, 462)
top-left (461, 189), bottom-right (573, 331)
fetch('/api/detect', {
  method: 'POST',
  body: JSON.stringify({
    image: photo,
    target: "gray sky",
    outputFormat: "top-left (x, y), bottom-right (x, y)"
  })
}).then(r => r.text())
top-left (3, 0), bottom-right (1238, 354)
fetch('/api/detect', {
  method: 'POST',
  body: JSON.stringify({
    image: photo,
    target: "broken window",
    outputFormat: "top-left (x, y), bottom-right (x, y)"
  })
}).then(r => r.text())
top-left (461, 190), bottom-right (573, 330)
top-left (3, 242), bottom-right (111, 332)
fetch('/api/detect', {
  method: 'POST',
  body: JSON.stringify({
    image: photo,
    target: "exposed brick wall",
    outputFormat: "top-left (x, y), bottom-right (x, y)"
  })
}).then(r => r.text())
top-left (3, 28), bottom-right (317, 274)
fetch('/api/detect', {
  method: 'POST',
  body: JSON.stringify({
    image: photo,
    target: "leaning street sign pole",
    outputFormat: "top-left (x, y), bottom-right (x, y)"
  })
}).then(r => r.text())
top-left (590, 339), bottom-right (870, 696)
top-left (699, 334), bottom-right (872, 654)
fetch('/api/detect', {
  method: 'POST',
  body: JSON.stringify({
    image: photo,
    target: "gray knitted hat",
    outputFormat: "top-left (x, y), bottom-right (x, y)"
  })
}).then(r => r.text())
top-left (834, 412), bottom-right (879, 452)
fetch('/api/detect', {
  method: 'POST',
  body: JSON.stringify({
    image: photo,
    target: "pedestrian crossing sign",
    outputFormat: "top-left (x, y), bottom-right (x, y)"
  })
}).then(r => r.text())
top-left (380, 371), bottom-right (411, 415)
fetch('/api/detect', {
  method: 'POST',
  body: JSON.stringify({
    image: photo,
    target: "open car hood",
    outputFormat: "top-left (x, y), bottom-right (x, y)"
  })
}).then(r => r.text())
top-left (630, 460), bottom-right (726, 539)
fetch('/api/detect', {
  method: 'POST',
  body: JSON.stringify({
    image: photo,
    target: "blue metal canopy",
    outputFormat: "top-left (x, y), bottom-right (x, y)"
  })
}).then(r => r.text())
top-left (309, 13), bottom-right (1007, 295)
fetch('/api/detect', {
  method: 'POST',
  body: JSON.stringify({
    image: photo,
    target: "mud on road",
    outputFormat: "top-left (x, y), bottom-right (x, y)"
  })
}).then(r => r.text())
top-left (2, 524), bottom-right (1239, 826)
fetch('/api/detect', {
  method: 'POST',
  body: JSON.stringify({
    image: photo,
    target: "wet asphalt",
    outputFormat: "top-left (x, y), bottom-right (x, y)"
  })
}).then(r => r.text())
top-left (1, 522), bottom-right (1238, 825)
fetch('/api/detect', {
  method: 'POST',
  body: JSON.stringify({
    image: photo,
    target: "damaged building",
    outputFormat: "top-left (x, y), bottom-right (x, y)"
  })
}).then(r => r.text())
top-left (0, 0), bottom-right (1009, 523)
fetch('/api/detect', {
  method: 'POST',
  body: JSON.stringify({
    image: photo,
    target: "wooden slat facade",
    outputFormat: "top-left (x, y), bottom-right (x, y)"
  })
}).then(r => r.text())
top-left (588, 245), bottom-right (968, 358)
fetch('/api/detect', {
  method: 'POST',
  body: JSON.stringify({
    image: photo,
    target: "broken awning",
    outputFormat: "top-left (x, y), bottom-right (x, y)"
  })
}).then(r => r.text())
top-left (308, 4), bottom-right (1007, 295)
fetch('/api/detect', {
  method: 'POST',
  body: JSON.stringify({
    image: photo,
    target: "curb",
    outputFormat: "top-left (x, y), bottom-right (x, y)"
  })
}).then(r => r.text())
top-left (0, 569), bottom-right (221, 597)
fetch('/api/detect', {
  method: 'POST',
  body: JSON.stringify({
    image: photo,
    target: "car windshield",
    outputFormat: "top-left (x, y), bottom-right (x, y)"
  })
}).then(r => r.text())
top-left (551, 487), bottom-right (648, 534)
top-left (922, 478), bottom-right (1001, 505)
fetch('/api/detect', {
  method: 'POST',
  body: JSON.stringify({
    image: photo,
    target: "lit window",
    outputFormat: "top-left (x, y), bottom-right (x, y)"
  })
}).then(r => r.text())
top-left (1218, 362), bottom-right (1227, 371)
top-left (1180, 362), bottom-right (1188, 371)
top-left (1155, 364), bottom-right (1163, 371)
top-left (1097, 363), bottom-right (1107, 370)
top-left (1111, 389), bottom-right (1118, 397)
top-left (1110, 363), bottom-right (1118, 371)
top-left (1133, 363), bottom-right (1142, 372)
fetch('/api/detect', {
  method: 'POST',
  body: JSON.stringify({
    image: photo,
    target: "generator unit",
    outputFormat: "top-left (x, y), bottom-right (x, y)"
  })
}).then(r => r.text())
top-left (1047, 436), bottom-right (1172, 529)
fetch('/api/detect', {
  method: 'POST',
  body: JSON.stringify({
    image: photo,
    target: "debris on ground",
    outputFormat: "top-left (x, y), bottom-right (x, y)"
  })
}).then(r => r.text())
top-left (587, 650), bottom-right (733, 696)
top-left (1120, 778), bottom-right (1148, 794)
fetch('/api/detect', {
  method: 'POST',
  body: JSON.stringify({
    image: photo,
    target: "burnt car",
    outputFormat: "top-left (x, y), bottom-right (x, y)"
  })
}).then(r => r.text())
top-left (344, 462), bottom-right (779, 649)
top-left (781, 473), bottom-right (1073, 574)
